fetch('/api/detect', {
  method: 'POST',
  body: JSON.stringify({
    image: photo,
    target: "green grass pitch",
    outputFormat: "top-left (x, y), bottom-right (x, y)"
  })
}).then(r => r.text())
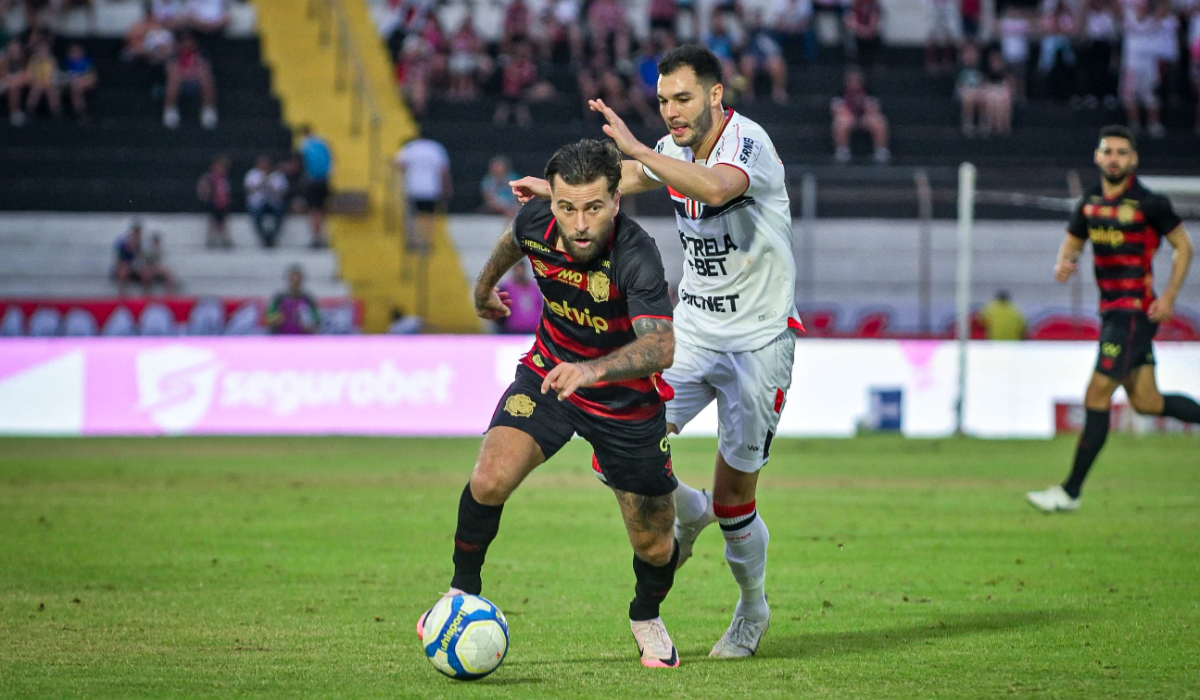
top-left (1, 436), bottom-right (1198, 699)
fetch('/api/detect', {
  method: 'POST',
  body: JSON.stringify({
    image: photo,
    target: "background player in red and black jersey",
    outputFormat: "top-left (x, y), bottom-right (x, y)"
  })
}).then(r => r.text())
top-left (1028, 126), bottom-right (1199, 513)
top-left (417, 140), bottom-right (687, 668)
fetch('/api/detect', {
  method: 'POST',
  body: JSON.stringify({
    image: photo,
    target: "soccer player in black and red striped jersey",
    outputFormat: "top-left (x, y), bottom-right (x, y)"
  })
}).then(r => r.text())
top-left (1027, 125), bottom-right (1198, 513)
top-left (416, 140), bottom-right (686, 668)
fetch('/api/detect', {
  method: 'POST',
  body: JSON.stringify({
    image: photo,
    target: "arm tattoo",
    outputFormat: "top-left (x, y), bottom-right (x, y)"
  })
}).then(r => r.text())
top-left (582, 317), bottom-right (674, 382)
top-left (474, 221), bottom-right (525, 306)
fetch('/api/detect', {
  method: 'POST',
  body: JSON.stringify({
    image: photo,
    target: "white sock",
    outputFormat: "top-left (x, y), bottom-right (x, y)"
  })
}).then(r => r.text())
top-left (715, 500), bottom-right (769, 621)
top-left (673, 480), bottom-right (708, 524)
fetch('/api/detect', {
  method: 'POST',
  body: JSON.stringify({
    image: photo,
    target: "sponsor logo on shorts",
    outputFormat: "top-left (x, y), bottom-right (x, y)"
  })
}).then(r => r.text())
top-left (503, 394), bottom-right (536, 418)
top-left (1102, 342), bottom-right (1122, 358)
top-left (659, 436), bottom-right (669, 453)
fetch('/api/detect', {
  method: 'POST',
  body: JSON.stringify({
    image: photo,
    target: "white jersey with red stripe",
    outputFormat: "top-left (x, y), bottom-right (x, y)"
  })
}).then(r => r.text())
top-left (640, 109), bottom-right (799, 353)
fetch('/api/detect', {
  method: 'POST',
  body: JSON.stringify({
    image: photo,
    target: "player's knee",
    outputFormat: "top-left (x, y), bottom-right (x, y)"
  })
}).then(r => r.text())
top-left (469, 458), bottom-right (515, 505)
top-left (1128, 392), bottom-right (1163, 415)
top-left (632, 533), bottom-right (674, 568)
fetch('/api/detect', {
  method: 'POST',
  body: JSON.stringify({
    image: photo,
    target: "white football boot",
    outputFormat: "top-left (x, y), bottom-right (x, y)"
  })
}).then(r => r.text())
top-left (710, 608), bottom-right (770, 658)
top-left (674, 489), bottom-right (716, 569)
top-left (1026, 486), bottom-right (1080, 513)
top-left (415, 587), bottom-right (465, 641)
top-left (630, 617), bottom-right (680, 668)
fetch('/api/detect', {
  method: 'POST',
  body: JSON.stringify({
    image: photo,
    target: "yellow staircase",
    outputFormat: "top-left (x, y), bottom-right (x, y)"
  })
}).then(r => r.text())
top-left (252, 0), bottom-right (481, 333)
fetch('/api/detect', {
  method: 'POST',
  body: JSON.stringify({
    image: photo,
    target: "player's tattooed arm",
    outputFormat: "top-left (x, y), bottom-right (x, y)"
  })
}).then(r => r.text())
top-left (473, 220), bottom-right (525, 320)
top-left (540, 317), bottom-right (674, 400)
top-left (584, 316), bottom-right (675, 382)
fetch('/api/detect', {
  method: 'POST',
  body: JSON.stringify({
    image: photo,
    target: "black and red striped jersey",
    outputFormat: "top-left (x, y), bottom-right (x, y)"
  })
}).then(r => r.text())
top-left (1067, 177), bottom-right (1183, 315)
top-left (511, 200), bottom-right (674, 420)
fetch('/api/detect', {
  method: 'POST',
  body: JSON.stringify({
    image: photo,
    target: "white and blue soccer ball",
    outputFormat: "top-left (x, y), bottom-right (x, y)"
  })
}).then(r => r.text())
top-left (422, 594), bottom-right (509, 680)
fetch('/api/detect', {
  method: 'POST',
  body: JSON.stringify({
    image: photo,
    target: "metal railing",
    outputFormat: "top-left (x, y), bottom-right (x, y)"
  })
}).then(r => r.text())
top-left (307, 0), bottom-right (433, 319)
top-left (307, 0), bottom-right (384, 187)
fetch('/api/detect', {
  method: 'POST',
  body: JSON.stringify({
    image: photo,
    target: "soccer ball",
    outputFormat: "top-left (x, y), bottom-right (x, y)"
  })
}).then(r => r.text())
top-left (422, 594), bottom-right (509, 680)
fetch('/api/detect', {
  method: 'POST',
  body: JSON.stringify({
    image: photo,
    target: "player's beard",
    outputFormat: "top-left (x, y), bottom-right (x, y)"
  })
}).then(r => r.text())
top-left (560, 221), bottom-right (614, 263)
top-left (672, 105), bottom-right (714, 149)
top-left (1101, 164), bottom-right (1133, 185)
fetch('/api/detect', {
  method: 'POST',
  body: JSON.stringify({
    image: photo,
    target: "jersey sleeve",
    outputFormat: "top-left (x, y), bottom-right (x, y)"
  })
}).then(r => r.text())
top-left (1066, 198), bottom-right (1089, 239)
top-left (618, 234), bottom-right (673, 321)
top-left (710, 127), bottom-right (773, 198)
top-left (510, 199), bottom-right (552, 249)
top-left (1144, 194), bottom-right (1183, 237)
top-left (639, 137), bottom-right (674, 183)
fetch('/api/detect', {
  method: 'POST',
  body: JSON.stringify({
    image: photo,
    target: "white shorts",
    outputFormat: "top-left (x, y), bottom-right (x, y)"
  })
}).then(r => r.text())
top-left (664, 330), bottom-right (796, 473)
top-left (1121, 61), bottom-right (1159, 108)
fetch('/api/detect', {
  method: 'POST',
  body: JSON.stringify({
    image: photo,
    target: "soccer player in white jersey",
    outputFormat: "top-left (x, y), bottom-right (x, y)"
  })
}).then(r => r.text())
top-left (513, 45), bottom-right (800, 658)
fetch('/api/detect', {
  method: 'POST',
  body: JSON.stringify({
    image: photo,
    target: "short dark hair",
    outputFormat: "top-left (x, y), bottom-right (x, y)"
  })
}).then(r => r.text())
top-left (1098, 125), bottom-right (1136, 151)
top-left (658, 44), bottom-right (723, 88)
top-left (543, 139), bottom-right (623, 195)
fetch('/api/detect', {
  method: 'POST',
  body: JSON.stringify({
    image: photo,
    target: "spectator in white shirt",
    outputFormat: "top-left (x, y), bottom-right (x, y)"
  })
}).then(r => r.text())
top-left (186, 0), bottom-right (230, 37)
top-left (151, 0), bottom-right (188, 31)
top-left (1189, 6), bottom-right (1200, 134)
top-left (769, 0), bottom-right (816, 63)
top-left (1121, 0), bottom-right (1166, 137)
top-left (393, 137), bottom-right (451, 253)
top-left (245, 156), bottom-right (289, 248)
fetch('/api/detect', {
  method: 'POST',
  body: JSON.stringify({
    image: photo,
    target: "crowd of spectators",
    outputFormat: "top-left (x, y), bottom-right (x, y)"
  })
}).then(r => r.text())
top-left (384, 0), bottom-right (830, 126)
top-left (987, 0), bottom-right (1198, 137)
top-left (111, 219), bottom-right (179, 296)
top-left (1, 20), bottom-right (97, 124)
top-left (384, 0), bottom-right (1200, 159)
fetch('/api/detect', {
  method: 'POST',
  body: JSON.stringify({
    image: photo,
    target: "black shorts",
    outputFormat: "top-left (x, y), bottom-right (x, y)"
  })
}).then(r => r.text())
top-left (306, 179), bottom-right (330, 209)
top-left (412, 198), bottom-right (438, 214)
top-left (488, 366), bottom-right (676, 497)
top-left (1095, 311), bottom-right (1157, 380)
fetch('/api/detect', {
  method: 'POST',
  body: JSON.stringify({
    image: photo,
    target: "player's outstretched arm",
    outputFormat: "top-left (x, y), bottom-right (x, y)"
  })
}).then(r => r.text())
top-left (1149, 225), bottom-right (1194, 322)
top-left (1054, 234), bottom-right (1086, 283)
top-left (473, 220), bottom-right (523, 320)
top-left (541, 317), bottom-right (675, 400)
top-left (590, 98), bottom-right (747, 206)
top-left (509, 161), bottom-right (662, 205)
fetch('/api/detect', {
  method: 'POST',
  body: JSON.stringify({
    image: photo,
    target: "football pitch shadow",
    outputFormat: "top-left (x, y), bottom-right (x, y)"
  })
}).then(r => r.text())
top-left (744, 609), bottom-right (1075, 661)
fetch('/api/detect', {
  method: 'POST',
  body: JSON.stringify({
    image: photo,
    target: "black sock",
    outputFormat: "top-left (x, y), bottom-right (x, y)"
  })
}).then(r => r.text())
top-left (450, 484), bottom-right (504, 595)
top-left (1161, 394), bottom-right (1200, 424)
top-left (1063, 409), bottom-right (1110, 499)
top-left (629, 539), bottom-right (680, 622)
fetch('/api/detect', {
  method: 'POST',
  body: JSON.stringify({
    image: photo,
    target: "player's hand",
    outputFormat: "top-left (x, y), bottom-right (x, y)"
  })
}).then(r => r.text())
top-left (540, 362), bottom-right (599, 401)
top-left (475, 287), bottom-right (512, 320)
top-left (1054, 258), bottom-right (1077, 283)
top-left (510, 177), bottom-right (550, 203)
top-left (1148, 295), bottom-right (1175, 323)
top-left (589, 99), bottom-right (647, 157)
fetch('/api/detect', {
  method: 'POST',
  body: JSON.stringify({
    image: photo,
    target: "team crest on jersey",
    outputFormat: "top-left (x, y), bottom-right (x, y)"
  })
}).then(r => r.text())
top-left (1117, 204), bottom-right (1137, 224)
top-left (504, 394), bottom-right (536, 418)
top-left (587, 271), bottom-right (611, 302)
top-left (531, 259), bottom-right (549, 277)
